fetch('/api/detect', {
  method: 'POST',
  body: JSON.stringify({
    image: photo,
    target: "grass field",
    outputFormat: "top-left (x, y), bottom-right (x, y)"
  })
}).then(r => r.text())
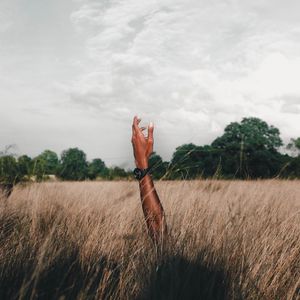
top-left (0, 180), bottom-right (300, 299)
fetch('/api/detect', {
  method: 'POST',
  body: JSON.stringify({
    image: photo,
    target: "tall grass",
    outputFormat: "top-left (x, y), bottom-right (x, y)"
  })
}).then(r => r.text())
top-left (0, 180), bottom-right (300, 299)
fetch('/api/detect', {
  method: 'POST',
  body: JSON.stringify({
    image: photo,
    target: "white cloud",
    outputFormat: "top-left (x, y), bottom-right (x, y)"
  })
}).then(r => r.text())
top-left (67, 1), bottom-right (300, 139)
top-left (0, 2), bottom-right (14, 33)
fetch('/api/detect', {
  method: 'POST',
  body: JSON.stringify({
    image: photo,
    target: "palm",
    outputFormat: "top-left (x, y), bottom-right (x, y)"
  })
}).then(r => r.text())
top-left (132, 116), bottom-right (154, 168)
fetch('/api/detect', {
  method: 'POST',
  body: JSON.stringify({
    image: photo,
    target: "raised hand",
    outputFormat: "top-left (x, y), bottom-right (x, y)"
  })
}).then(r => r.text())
top-left (131, 116), bottom-right (154, 169)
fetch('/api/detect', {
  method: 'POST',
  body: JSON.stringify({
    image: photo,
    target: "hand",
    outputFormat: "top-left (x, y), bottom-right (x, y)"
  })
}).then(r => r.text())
top-left (131, 116), bottom-right (154, 169)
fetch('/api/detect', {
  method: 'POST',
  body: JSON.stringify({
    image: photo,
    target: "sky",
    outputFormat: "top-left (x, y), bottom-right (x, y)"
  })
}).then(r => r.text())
top-left (1, 0), bottom-right (300, 168)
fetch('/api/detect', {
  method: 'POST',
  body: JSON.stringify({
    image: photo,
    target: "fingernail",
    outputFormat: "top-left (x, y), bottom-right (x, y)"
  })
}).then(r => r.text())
top-left (149, 122), bottom-right (153, 127)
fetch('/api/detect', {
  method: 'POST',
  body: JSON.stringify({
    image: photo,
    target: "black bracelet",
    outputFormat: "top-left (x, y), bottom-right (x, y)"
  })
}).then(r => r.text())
top-left (133, 167), bottom-right (150, 180)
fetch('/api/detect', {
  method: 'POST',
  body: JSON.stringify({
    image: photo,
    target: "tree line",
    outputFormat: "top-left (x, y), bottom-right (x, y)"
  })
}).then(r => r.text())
top-left (0, 147), bottom-right (129, 185)
top-left (1, 117), bottom-right (300, 186)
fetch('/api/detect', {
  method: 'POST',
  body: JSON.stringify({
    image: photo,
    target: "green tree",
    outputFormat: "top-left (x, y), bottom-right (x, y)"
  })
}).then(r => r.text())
top-left (169, 144), bottom-right (220, 179)
top-left (0, 156), bottom-right (20, 185)
top-left (293, 138), bottom-right (300, 150)
top-left (108, 167), bottom-right (128, 180)
top-left (169, 144), bottom-right (201, 179)
top-left (58, 148), bottom-right (88, 181)
top-left (287, 137), bottom-right (300, 157)
top-left (283, 156), bottom-right (300, 178)
top-left (32, 158), bottom-right (46, 182)
top-left (212, 117), bottom-right (283, 178)
top-left (149, 152), bottom-right (169, 180)
top-left (18, 155), bottom-right (33, 178)
top-left (212, 117), bottom-right (282, 151)
top-left (36, 150), bottom-right (59, 174)
top-left (32, 150), bottom-right (59, 181)
top-left (88, 158), bottom-right (107, 180)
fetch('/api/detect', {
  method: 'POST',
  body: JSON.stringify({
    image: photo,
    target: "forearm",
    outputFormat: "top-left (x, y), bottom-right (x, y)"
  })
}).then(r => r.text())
top-left (139, 174), bottom-right (167, 244)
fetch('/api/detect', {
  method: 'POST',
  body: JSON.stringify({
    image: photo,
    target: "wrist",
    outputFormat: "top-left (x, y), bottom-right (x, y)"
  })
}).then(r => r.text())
top-left (134, 167), bottom-right (150, 181)
top-left (135, 159), bottom-right (148, 169)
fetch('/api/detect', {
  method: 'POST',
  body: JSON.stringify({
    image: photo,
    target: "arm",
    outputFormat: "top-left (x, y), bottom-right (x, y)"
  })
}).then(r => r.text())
top-left (131, 116), bottom-right (167, 245)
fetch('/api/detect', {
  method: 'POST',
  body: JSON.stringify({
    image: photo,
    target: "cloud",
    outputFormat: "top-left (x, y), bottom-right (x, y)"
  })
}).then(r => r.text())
top-left (0, 3), bottom-right (13, 33)
top-left (1, 0), bottom-right (300, 165)
top-left (60, 0), bottom-right (300, 163)
top-left (69, 2), bottom-right (299, 114)
top-left (280, 95), bottom-right (300, 114)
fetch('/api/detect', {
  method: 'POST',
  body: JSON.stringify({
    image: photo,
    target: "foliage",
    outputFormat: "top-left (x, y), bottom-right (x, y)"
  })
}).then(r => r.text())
top-left (289, 137), bottom-right (300, 150)
top-left (18, 155), bottom-right (33, 178)
top-left (0, 156), bottom-right (20, 185)
top-left (168, 144), bottom-right (220, 179)
top-left (58, 148), bottom-right (88, 181)
top-left (88, 159), bottom-right (107, 180)
top-left (169, 144), bottom-right (201, 179)
top-left (36, 150), bottom-right (59, 174)
top-left (287, 137), bottom-right (300, 157)
top-left (149, 152), bottom-right (169, 180)
top-left (107, 167), bottom-right (128, 180)
top-left (31, 150), bottom-right (59, 181)
top-left (281, 156), bottom-right (300, 178)
top-left (212, 117), bottom-right (283, 151)
top-left (33, 158), bottom-right (46, 182)
top-left (211, 117), bottom-right (284, 178)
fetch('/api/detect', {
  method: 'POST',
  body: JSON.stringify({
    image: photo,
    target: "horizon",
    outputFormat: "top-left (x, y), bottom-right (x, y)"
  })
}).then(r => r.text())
top-left (1, 115), bottom-right (295, 169)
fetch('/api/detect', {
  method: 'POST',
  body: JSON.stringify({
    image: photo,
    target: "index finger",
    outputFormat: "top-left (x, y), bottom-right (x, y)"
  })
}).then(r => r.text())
top-left (132, 116), bottom-right (138, 135)
top-left (133, 115), bottom-right (144, 136)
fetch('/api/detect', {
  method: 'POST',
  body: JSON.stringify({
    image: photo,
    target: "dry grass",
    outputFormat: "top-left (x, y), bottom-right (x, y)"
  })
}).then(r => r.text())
top-left (0, 180), bottom-right (300, 299)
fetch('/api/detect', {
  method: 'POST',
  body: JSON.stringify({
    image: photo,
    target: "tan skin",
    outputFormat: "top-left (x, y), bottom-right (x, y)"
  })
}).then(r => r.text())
top-left (131, 116), bottom-right (167, 245)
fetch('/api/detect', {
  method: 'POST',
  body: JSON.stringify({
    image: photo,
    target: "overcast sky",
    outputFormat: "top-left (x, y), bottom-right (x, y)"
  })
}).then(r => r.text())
top-left (1, 0), bottom-right (300, 168)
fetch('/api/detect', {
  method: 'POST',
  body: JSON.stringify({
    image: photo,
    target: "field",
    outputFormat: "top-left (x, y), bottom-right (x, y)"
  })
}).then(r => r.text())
top-left (0, 180), bottom-right (300, 299)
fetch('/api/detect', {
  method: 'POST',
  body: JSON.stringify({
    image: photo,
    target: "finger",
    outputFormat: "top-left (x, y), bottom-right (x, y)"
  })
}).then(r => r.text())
top-left (134, 116), bottom-right (145, 137)
top-left (132, 116), bottom-right (140, 135)
top-left (148, 122), bottom-right (154, 141)
top-left (132, 117), bottom-right (136, 136)
top-left (133, 116), bottom-right (142, 130)
top-left (140, 126), bottom-right (147, 132)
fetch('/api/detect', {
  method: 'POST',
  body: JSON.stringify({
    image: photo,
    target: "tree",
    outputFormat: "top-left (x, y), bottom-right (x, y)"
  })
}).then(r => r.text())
top-left (287, 137), bottom-right (300, 157)
top-left (108, 167), bottom-right (128, 180)
top-left (32, 150), bottom-right (59, 181)
top-left (169, 144), bottom-right (220, 179)
top-left (291, 137), bottom-right (300, 150)
top-left (282, 156), bottom-right (300, 178)
top-left (282, 138), bottom-right (300, 178)
top-left (212, 117), bottom-right (283, 178)
top-left (149, 152), bottom-right (168, 180)
top-left (169, 144), bottom-right (202, 179)
top-left (36, 150), bottom-right (59, 174)
top-left (58, 148), bottom-right (88, 181)
top-left (33, 157), bottom-right (46, 182)
top-left (0, 156), bottom-right (20, 185)
top-left (212, 117), bottom-right (282, 151)
top-left (88, 158), bottom-right (107, 180)
top-left (18, 155), bottom-right (33, 178)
